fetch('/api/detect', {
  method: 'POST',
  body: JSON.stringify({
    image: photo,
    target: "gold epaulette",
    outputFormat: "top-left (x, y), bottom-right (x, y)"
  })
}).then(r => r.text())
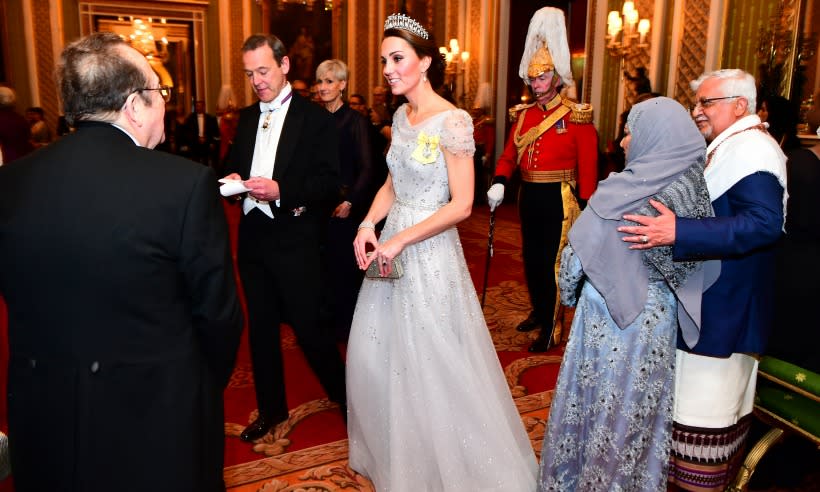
top-left (508, 102), bottom-right (535, 123)
top-left (562, 99), bottom-right (594, 124)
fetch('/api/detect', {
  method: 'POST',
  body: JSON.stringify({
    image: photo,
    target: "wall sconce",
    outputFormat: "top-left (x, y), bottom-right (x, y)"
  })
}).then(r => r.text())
top-left (606, 1), bottom-right (650, 59)
top-left (439, 39), bottom-right (470, 107)
top-left (440, 38), bottom-right (470, 70)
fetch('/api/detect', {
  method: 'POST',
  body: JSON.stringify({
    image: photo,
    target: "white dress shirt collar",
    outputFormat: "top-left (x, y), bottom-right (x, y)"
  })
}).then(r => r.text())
top-left (259, 83), bottom-right (293, 113)
top-left (245, 83), bottom-right (294, 218)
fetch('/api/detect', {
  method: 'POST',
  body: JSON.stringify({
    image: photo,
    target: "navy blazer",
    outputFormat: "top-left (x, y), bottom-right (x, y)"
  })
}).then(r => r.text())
top-left (673, 171), bottom-right (784, 356)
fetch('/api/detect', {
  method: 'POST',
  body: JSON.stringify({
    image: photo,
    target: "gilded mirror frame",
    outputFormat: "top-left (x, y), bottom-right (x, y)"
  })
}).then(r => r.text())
top-left (79, 2), bottom-right (208, 116)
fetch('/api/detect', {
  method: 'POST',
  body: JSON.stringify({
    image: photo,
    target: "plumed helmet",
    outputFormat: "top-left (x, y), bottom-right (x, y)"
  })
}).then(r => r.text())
top-left (527, 46), bottom-right (555, 79)
top-left (519, 7), bottom-right (575, 96)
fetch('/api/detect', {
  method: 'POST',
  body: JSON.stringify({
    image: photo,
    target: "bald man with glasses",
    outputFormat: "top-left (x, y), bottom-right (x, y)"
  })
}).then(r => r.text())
top-left (617, 68), bottom-right (788, 490)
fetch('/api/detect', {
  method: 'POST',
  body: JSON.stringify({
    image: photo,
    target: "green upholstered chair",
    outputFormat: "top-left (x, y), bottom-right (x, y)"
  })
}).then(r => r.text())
top-left (728, 356), bottom-right (820, 491)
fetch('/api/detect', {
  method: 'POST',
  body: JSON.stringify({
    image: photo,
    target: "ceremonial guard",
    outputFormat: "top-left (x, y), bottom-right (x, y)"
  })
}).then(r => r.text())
top-left (487, 6), bottom-right (599, 352)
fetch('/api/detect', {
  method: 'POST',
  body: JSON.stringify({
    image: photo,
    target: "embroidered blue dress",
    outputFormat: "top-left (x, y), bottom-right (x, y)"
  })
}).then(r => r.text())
top-left (536, 97), bottom-right (716, 492)
top-left (538, 245), bottom-right (677, 491)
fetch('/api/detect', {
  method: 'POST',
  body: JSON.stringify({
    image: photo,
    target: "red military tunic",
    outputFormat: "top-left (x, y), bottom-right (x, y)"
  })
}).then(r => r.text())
top-left (492, 93), bottom-right (598, 345)
top-left (495, 94), bottom-right (598, 200)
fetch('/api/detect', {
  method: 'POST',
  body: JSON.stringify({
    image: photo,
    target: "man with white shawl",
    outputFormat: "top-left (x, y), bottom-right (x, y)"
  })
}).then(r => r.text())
top-left (619, 69), bottom-right (788, 491)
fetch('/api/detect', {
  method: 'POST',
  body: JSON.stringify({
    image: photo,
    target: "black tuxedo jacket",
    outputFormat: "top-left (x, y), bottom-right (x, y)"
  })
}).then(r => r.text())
top-left (224, 93), bottom-right (340, 230)
top-left (224, 93), bottom-right (346, 420)
top-left (0, 122), bottom-right (243, 491)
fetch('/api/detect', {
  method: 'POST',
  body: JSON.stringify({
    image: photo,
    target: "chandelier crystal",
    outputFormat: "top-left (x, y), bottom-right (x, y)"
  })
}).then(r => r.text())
top-left (128, 17), bottom-right (169, 61)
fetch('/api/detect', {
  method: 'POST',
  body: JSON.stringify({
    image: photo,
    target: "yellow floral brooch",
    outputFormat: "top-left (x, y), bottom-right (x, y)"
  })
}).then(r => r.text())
top-left (411, 132), bottom-right (440, 164)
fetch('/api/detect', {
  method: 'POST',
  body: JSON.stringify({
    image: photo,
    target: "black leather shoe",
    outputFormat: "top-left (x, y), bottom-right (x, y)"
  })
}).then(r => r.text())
top-left (240, 414), bottom-right (283, 442)
top-left (528, 332), bottom-right (554, 353)
top-left (516, 314), bottom-right (542, 332)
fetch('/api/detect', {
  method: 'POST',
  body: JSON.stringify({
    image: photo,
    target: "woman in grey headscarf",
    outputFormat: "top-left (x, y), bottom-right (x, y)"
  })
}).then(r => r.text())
top-left (537, 97), bottom-right (719, 491)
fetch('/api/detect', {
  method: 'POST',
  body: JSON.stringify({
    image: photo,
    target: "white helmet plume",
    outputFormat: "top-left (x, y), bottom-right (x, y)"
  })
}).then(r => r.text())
top-left (519, 7), bottom-right (575, 98)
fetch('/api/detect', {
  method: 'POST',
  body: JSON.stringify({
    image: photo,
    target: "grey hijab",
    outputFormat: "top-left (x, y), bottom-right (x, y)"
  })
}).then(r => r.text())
top-left (568, 97), bottom-right (718, 346)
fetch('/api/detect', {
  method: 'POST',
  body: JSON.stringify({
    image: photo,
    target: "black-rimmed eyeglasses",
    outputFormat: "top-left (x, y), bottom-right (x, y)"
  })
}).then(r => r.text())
top-left (689, 95), bottom-right (740, 112)
top-left (134, 85), bottom-right (172, 103)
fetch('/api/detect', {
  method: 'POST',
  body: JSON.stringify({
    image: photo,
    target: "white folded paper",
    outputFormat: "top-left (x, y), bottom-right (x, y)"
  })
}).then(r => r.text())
top-left (219, 178), bottom-right (252, 197)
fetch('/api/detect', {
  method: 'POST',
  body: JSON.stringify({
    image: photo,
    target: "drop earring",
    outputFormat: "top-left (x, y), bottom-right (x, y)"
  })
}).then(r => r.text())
top-left (422, 71), bottom-right (428, 83)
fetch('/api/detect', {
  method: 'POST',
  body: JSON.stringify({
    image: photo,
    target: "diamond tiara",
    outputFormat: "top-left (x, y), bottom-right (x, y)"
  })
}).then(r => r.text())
top-left (384, 13), bottom-right (429, 40)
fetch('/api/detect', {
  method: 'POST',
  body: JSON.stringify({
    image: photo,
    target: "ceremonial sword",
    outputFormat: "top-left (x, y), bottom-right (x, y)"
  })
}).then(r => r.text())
top-left (480, 209), bottom-right (496, 308)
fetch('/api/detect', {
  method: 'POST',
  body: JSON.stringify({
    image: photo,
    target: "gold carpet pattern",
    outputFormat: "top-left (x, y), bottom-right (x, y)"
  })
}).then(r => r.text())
top-left (223, 205), bottom-right (567, 490)
top-left (224, 388), bottom-right (556, 491)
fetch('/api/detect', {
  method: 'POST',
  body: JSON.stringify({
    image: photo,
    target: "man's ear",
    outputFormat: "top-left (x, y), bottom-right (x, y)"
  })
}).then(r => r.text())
top-left (280, 55), bottom-right (290, 75)
top-left (735, 96), bottom-right (750, 116)
top-left (122, 92), bottom-right (142, 126)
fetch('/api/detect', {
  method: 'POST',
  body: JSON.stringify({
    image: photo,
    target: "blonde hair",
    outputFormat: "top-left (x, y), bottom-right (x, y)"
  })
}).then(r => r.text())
top-left (316, 59), bottom-right (349, 83)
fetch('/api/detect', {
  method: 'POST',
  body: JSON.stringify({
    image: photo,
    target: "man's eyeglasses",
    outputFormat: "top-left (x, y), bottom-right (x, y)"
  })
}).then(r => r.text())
top-left (690, 95), bottom-right (740, 112)
top-left (134, 85), bottom-right (172, 103)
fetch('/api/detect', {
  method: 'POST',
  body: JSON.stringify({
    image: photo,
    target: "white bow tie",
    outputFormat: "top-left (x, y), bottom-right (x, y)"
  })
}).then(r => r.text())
top-left (259, 89), bottom-right (293, 113)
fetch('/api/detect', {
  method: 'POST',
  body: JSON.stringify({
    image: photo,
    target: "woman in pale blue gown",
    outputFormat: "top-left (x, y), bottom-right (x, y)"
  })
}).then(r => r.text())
top-left (537, 97), bottom-right (719, 491)
top-left (346, 13), bottom-right (538, 492)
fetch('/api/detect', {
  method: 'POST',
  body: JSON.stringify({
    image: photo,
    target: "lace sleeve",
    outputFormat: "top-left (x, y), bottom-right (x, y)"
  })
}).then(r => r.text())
top-left (558, 244), bottom-right (584, 307)
top-left (440, 109), bottom-right (476, 158)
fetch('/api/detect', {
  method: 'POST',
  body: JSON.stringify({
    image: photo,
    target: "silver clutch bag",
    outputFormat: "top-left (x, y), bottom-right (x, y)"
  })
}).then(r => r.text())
top-left (365, 252), bottom-right (403, 279)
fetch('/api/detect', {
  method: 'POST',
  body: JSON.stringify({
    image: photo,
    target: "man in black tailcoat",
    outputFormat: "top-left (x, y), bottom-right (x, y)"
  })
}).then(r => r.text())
top-left (0, 32), bottom-right (242, 491)
top-left (222, 33), bottom-right (346, 442)
top-left (183, 99), bottom-right (221, 168)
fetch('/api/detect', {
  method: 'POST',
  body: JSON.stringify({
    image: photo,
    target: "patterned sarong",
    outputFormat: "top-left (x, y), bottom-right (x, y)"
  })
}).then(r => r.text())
top-left (668, 414), bottom-right (753, 490)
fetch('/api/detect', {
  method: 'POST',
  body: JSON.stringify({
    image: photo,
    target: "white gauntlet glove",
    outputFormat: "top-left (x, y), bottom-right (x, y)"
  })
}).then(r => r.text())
top-left (486, 183), bottom-right (505, 212)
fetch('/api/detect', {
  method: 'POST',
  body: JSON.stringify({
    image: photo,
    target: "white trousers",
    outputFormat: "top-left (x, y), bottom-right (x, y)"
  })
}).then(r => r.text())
top-left (674, 350), bottom-right (758, 428)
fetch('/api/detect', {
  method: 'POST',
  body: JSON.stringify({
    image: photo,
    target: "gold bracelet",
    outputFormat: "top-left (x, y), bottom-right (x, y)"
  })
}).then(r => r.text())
top-left (358, 220), bottom-right (375, 230)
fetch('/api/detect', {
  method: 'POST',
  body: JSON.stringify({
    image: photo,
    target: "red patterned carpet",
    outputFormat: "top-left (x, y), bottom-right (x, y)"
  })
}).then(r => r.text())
top-left (0, 201), bottom-right (563, 492)
top-left (2, 202), bottom-right (816, 491)
top-left (221, 202), bottom-right (567, 490)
